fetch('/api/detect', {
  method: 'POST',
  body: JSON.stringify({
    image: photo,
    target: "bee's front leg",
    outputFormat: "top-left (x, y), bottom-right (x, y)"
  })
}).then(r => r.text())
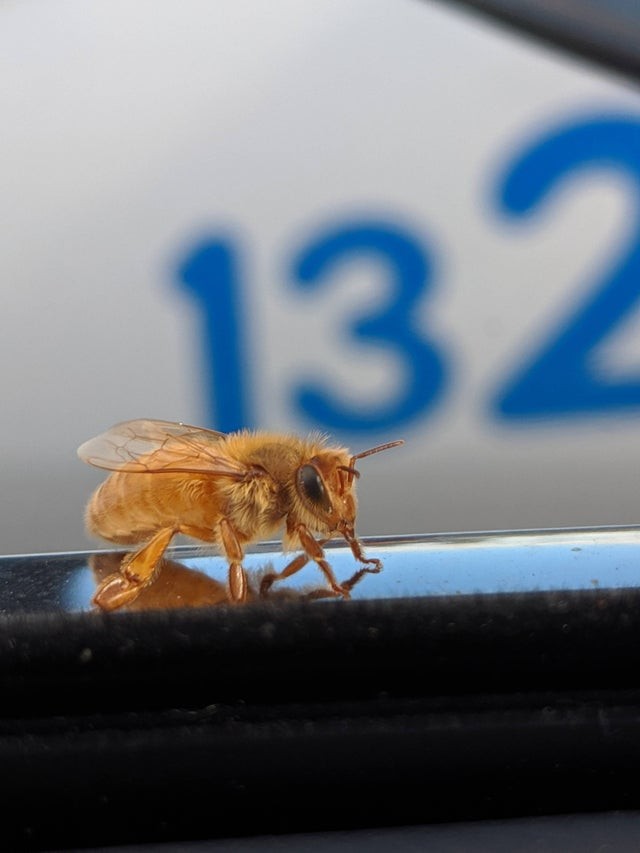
top-left (340, 524), bottom-right (382, 574)
top-left (260, 551), bottom-right (311, 597)
top-left (260, 525), bottom-right (358, 599)
top-left (292, 525), bottom-right (350, 598)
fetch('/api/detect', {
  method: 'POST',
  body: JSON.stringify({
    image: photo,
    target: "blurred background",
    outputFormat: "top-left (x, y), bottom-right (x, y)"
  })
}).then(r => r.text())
top-left (3, 0), bottom-right (640, 554)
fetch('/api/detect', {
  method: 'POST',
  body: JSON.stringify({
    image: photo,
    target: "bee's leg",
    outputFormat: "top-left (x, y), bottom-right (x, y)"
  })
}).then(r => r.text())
top-left (217, 517), bottom-right (248, 603)
top-left (262, 525), bottom-right (348, 598)
top-left (299, 561), bottom-right (376, 601)
top-left (342, 526), bottom-right (382, 574)
top-left (174, 521), bottom-right (247, 603)
top-left (93, 527), bottom-right (176, 611)
top-left (259, 552), bottom-right (311, 597)
top-left (300, 526), bottom-right (351, 596)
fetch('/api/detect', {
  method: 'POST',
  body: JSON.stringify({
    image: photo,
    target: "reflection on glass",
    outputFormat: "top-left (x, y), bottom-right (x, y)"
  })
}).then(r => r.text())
top-left (1, 526), bottom-right (640, 616)
top-left (88, 553), bottom-right (364, 612)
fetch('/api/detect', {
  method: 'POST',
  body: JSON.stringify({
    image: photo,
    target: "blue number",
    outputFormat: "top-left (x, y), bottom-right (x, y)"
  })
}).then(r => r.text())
top-left (493, 115), bottom-right (640, 418)
top-left (290, 221), bottom-right (447, 434)
top-left (177, 237), bottom-right (254, 432)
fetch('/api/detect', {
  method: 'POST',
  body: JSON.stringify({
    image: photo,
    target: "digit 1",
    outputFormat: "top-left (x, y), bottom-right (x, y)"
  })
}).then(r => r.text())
top-left (177, 238), bottom-right (254, 432)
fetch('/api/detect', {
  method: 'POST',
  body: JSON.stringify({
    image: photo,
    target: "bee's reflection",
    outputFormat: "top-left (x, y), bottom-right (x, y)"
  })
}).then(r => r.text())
top-left (89, 553), bottom-right (372, 611)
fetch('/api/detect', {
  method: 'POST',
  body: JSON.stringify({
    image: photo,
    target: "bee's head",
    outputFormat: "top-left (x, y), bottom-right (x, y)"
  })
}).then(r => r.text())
top-left (295, 440), bottom-right (404, 533)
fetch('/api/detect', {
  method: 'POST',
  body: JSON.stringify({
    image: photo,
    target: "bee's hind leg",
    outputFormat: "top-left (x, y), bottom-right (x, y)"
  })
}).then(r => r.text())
top-left (93, 527), bottom-right (176, 611)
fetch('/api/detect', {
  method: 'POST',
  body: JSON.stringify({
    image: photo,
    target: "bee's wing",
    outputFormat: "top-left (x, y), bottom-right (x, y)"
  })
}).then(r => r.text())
top-left (77, 419), bottom-right (251, 479)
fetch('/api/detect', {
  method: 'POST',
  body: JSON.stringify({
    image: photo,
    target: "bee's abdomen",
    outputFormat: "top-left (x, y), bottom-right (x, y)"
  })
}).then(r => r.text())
top-left (85, 473), bottom-right (195, 545)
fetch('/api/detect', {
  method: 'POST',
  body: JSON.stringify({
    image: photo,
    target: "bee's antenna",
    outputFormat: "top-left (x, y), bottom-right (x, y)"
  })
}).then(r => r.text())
top-left (346, 439), bottom-right (404, 483)
top-left (352, 439), bottom-right (404, 462)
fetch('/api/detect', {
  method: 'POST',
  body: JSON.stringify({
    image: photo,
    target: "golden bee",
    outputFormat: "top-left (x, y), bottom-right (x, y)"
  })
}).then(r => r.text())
top-left (78, 419), bottom-right (403, 611)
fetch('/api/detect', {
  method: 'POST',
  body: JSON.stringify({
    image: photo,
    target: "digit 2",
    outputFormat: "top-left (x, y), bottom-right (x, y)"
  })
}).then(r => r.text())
top-left (494, 115), bottom-right (640, 418)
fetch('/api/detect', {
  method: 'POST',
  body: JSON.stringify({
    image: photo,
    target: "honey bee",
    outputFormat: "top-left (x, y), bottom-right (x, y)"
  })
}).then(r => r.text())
top-left (78, 419), bottom-right (403, 611)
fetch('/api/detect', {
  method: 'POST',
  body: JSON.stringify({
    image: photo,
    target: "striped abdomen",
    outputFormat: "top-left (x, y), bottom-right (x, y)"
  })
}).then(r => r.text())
top-left (85, 471), bottom-right (220, 545)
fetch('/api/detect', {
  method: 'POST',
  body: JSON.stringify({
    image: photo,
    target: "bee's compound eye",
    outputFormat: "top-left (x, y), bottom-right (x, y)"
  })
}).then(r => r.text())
top-left (298, 464), bottom-right (332, 513)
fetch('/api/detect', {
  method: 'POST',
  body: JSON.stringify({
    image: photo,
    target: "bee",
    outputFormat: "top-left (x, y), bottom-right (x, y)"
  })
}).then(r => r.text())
top-left (78, 419), bottom-right (403, 611)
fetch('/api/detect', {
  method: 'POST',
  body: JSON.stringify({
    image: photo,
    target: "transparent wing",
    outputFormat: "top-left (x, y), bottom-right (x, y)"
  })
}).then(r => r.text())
top-left (77, 419), bottom-right (251, 478)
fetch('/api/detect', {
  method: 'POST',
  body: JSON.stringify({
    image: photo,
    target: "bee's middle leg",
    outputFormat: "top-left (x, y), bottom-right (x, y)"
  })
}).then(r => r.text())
top-left (217, 518), bottom-right (248, 603)
top-left (173, 521), bottom-right (247, 604)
